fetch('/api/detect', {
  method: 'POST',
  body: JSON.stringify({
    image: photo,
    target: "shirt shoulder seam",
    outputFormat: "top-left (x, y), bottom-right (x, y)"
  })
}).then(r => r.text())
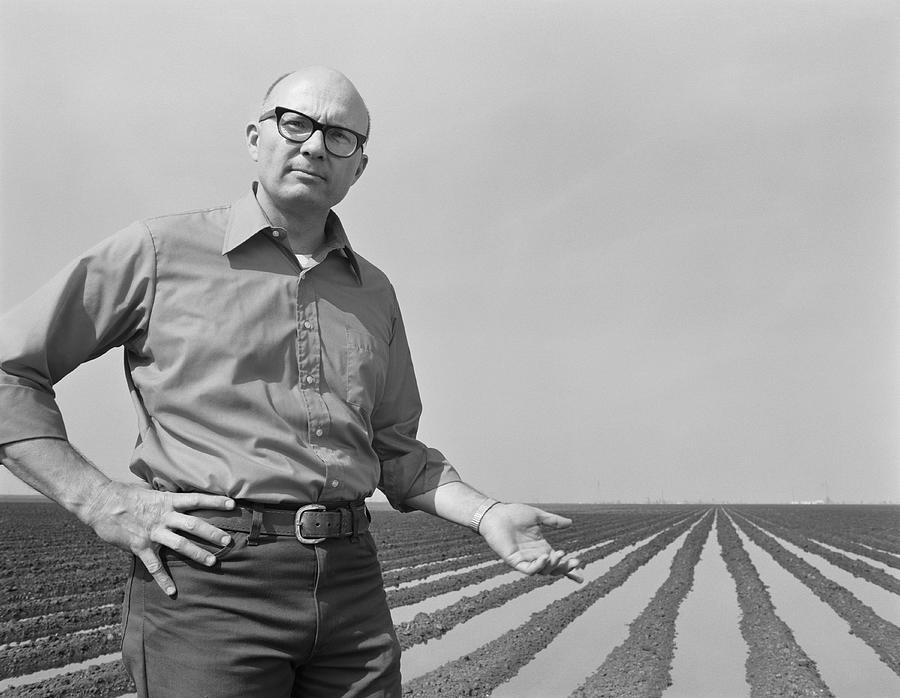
top-left (138, 220), bottom-right (159, 335)
top-left (142, 203), bottom-right (230, 225)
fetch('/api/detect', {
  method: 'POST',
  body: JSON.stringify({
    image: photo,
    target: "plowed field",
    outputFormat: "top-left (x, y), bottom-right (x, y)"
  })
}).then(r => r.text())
top-left (1, 501), bottom-right (898, 696)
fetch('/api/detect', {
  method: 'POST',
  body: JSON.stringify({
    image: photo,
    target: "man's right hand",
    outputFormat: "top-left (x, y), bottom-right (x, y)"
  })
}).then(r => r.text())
top-left (0, 437), bottom-right (236, 598)
top-left (84, 481), bottom-right (235, 596)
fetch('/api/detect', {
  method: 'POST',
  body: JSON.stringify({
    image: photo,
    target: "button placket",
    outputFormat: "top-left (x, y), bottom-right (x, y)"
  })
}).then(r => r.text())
top-left (296, 280), bottom-right (319, 391)
top-left (296, 281), bottom-right (332, 451)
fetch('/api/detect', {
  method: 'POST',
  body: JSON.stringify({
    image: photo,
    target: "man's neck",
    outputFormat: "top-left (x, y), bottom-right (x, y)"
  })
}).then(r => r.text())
top-left (255, 187), bottom-right (328, 254)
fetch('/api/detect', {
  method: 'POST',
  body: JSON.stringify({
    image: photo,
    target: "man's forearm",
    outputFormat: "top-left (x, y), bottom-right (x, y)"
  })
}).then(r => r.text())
top-left (405, 479), bottom-right (584, 581)
top-left (0, 437), bottom-right (111, 523)
top-left (404, 480), bottom-right (494, 531)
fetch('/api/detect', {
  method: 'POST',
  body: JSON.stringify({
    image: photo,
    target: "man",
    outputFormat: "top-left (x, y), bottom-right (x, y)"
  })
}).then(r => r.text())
top-left (0, 67), bottom-right (582, 697)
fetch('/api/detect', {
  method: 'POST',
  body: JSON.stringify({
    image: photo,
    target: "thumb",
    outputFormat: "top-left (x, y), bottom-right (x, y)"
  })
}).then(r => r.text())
top-left (535, 509), bottom-right (573, 529)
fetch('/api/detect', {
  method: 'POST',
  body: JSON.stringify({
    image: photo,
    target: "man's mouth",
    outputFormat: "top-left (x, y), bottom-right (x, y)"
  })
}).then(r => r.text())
top-left (292, 168), bottom-right (326, 181)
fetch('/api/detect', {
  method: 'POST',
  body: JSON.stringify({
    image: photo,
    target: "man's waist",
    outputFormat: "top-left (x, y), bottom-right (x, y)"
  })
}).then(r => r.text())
top-left (191, 500), bottom-right (369, 543)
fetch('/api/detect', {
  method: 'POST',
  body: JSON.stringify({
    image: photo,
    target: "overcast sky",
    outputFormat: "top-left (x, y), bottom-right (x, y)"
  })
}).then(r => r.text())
top-left (1, 1), bottom-right (898, 503)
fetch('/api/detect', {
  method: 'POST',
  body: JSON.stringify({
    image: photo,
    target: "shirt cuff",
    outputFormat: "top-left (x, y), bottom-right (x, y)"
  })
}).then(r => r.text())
top-left (0, 384), bottom-right (68, 447)
top-left (380, 447), bottom-right (461, 512)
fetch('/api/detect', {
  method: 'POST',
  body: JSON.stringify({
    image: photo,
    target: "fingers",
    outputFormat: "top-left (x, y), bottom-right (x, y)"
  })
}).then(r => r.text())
top-left (512, 554), bottom-right (549, 576)
top-left (541, 548), bottom-right (567, 573)
top-left (166, 512), bottom-right (232, 547)
top-left (149, 527), bottom-right (217, 566)
top-left (169, 492), bottom-right (235, 512)
top-left (510, 549), bottom-right (584, 579)
top-left (138, 549), bottom-right (176, 597)
top-left (535, 509), bottom-right (573, 529)
top-left (558, 553), bottom-right (586, 582)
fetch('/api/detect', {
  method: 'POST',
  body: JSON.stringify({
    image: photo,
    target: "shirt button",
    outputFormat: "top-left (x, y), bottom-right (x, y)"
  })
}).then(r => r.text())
top-left (330, 480), bottom-right (340, 488)
top-left (272, 229), bottom-right (281, 238)
top-left (315, 428), bottom-right (323, 437)
top-left (305, 375), bottom-right (314, 384)
top-left (303, 321), bottom-right (312, 330)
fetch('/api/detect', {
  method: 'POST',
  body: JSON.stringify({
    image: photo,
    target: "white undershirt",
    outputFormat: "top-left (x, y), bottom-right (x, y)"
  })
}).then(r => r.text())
top-left (295, 253), bottom-right (320, 271)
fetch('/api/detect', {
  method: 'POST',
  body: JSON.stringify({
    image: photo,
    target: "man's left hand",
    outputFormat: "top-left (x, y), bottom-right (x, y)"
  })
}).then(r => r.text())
top-left (478, 503), bottom-right (584, 581)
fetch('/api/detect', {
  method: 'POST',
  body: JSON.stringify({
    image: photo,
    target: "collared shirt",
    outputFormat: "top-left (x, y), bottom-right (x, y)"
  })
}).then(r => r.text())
top-left (0, 187), bottom-right (459, 508)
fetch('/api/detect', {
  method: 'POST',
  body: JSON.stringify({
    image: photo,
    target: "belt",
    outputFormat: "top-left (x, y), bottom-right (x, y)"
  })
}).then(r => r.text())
top-left (191, 501), bottom-right (370, 544)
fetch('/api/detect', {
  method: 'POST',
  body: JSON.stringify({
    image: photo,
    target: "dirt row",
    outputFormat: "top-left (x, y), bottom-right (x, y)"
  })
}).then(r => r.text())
top-left (732, 505), bottom-right (900, 556)
top-left (570, 510), bottom-right (713, 696)
top-left (0, 626), bottom-right (121, 681)
top-left (809, 534), bottom-right (900, 571)
top-left (382, 551), bottom-right (496, 587)
top-left (401, 509), bottom-right (706, 697)
top-left (0, 587), bottom-right (123, 626)
top-left (715, 511), bottom-right (833, 697)
top-left (729, 510), bottom-right (900, 676)
top-left (0, 604), bottom-right (119, 646)
top-left (0, 661), bottom-right (133, 698)
top-left (736, 510), bottom-right (900, 594)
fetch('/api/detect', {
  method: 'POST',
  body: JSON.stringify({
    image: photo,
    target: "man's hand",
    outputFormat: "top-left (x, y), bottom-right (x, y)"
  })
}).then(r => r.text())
top-left (478, 502), bottom-right (585, 581)
top-left (1, 437), bottom-right (235, 597)
top-left (83, 481), bottom-right (235, 597)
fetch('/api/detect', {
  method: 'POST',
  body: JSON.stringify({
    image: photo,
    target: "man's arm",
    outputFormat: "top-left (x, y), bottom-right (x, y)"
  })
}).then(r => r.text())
top-left (1, 438), bottom-right (234, 596)
top-left (0, 226), bottom-right (238, 596)
top-left (405, 481), bottom-right (584, 581)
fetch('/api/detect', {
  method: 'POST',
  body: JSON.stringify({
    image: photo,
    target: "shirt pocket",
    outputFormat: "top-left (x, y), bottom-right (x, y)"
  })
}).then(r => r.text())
top-left (345, 328), bottom-right (388, 411)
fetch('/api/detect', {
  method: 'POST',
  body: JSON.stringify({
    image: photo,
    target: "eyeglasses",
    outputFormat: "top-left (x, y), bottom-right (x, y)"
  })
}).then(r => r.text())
top-left (259, 107), bottom-right (367, 158)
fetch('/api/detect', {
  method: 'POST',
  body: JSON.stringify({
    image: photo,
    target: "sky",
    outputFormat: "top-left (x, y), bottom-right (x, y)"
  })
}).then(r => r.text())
top-left (1, 0), bottom-right (898, 504)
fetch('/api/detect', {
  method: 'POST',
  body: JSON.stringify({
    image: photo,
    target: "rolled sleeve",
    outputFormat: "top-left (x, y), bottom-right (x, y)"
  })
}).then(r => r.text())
top-left (0, 222), bottom-right (156, 446)
top-left (373, 291), bottom-right (460, 511)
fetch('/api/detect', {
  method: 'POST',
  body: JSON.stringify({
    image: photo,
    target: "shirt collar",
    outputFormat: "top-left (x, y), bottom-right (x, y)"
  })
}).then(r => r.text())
top-left (223, 184), bottom-right (362, 284)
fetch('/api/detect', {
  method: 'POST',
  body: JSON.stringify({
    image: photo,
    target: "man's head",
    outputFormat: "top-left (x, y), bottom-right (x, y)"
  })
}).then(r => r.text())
top-left (246, 67), bottom-right (369, 220)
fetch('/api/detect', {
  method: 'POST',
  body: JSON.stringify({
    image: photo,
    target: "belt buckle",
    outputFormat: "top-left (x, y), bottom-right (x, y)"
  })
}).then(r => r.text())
top-left (294, 503), bottom-right (327, 544)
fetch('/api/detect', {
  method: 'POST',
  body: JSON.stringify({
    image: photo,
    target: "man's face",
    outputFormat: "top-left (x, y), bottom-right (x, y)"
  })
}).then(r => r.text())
top-left (247, 70), bottom-right (368, 217)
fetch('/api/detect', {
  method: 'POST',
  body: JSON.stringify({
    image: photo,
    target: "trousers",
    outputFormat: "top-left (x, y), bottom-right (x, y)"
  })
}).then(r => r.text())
top-left (121, 528), bottom-right (401, 697)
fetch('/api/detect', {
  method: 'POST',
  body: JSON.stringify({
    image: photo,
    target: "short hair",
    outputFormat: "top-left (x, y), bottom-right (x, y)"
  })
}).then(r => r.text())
top-left (261, 71), bottom-right (372, 141)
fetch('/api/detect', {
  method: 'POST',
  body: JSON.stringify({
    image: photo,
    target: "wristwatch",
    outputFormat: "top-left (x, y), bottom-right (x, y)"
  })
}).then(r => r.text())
top-left (468, 497), bottom-right (500, 534)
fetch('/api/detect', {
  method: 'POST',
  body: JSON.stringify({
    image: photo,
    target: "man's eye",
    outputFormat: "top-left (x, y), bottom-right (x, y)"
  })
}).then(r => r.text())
top-left (327, 130), bottom-right (354, 146)
top-left (281, 116), bottom-right (312, 133)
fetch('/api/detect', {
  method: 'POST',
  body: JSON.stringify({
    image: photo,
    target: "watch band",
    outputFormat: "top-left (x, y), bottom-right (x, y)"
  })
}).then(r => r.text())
top-left (468, 497), bottom-right (500, 534)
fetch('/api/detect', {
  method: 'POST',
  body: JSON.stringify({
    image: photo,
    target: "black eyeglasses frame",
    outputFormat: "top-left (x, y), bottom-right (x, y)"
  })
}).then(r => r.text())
top-left (259, 106), bottom-right (367, 158)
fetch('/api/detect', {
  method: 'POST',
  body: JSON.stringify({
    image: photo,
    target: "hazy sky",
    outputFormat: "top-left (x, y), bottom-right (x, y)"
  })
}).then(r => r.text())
top-left (1, 1), bottom-right (898, 503)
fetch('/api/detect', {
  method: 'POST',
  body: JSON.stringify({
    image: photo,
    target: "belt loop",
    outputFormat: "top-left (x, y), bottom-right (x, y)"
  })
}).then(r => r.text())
top-left (350, 502), bottom-right (363, 542)
top-left (248, 504), bottom-right (263, 546)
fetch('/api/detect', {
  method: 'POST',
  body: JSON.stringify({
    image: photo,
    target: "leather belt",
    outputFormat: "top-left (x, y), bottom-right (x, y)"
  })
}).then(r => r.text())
top-left (191, 501), bottom-right (369, 544)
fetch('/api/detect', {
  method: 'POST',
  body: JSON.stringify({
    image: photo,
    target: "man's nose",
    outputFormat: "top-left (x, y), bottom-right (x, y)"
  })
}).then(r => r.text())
top-left (300, 128), bottom-right (327, 158)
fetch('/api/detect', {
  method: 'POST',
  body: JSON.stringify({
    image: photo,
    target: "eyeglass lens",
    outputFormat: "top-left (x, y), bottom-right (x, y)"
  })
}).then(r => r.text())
top-left (279, 112), bottom-right (359, 157)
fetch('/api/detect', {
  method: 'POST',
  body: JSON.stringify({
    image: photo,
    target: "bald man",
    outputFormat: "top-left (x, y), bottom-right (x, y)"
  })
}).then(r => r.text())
top-left (0, 67), bottom-right (582, 697)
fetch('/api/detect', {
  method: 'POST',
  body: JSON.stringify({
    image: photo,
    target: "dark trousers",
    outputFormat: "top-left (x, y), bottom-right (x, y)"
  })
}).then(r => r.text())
top-left (121, 530), bottom-right (401, 697)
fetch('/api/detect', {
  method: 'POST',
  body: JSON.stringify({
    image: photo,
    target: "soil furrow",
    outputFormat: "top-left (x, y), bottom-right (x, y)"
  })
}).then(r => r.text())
top-left (0, 626), bottom-right (120, 680)
top-left (738, 510), bottom-right (900, 595)
top-left (716, 511), bottom-right (832, 697)
top-left (570, 510), bottom-right (713, 697)
top-left (0, 660), bottom-right (133, 698)
top-left (0, 588), bottom-right (123, 624)
top-left (0, 605), bottom-right (119, 646)
top-left (401, 511), bottom-right (703, 696)
top-left (730, 511), bottom-right (900, 676)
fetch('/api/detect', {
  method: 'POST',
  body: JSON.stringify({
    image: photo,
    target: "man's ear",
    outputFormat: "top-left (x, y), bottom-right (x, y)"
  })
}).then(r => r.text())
top-left (246, 122), bottom-right (260, 162)
top-left (352, 153), bottom-right (368, 183)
